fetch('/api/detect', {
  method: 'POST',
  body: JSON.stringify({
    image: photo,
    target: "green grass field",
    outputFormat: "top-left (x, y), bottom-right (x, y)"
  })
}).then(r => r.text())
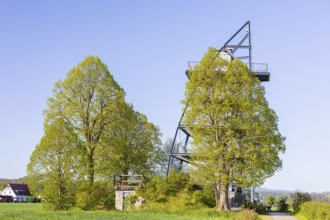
top-left (0, 203), bottom-right (250, 220)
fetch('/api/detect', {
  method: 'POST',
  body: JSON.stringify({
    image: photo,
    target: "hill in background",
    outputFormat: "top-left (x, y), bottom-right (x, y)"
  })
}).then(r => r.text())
top-left (0, 177), bottom-right (27, 190)
top-left (256, 187), bottom-right (330, 203)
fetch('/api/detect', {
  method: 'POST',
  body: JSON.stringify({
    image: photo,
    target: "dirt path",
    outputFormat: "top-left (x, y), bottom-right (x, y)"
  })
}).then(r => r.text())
top-left (269, 212), bottom-right (298, 220)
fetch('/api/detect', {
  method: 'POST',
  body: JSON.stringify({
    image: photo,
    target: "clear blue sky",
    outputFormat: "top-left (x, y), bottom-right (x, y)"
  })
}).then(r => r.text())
top-left (1, 1), bottom-right (330, 193)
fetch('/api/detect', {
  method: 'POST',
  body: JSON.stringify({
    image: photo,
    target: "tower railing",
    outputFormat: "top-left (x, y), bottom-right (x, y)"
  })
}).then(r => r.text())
top-left (251, 63), bottom-right (268, 73)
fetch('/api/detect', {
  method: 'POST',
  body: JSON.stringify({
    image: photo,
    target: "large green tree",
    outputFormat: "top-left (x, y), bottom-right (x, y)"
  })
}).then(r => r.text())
top-left (27, 118), bottom-right (78, 210)
top-left (41, 56), bottom-right (164, 209)
top-left (291, 191), bottom-right (312, 213)
top-left (98, 102), bottom-right (165, 176)
top-left (44, 56), bottom-right (125, 193)
top-left (266, 195), bottom-right (276, 206)
top-left (183, 48), bottom-right (285, 211)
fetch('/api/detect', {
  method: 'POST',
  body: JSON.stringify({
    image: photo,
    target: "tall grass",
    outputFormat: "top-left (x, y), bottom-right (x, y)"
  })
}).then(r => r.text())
top-left (0, 203), bottom-right (259, 220)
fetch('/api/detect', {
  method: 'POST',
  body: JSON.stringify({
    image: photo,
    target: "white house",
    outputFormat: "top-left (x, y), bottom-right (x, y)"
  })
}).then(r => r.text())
top-left (0, 183), bottom-right (33, 202)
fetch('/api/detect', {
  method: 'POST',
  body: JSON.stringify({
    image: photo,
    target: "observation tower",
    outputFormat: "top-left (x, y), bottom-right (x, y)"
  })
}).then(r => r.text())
top-left (166, 22), bottom-right (270, 203)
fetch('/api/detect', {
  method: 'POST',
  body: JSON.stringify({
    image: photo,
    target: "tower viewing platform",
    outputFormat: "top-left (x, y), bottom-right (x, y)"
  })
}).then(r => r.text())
top-left (185, 61), bottom-right (270, 82)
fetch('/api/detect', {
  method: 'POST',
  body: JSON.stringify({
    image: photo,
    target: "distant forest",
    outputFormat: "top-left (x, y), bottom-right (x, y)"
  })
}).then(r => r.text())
top-left (0, 177), bottom-right (27, 189)
top-left (256, 188), bottom-right (330, 203)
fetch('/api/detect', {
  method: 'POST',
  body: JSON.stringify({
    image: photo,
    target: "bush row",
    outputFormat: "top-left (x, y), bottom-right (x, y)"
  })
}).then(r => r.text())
top-left (299, 202), bottom-right (330, 220)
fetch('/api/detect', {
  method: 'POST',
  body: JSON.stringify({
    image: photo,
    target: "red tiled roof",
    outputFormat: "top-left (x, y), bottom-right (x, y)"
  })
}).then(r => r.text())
top-left (8, 183), bottom-right (31, 196)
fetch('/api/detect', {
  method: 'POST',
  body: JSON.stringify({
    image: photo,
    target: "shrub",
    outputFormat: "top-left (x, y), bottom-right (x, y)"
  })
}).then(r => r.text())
top-left (275, 196), bottom-right (288, 212)
top-left (167, 170), bottom-right (190, 195)
top-left (124, 193), bottom-right (139, 210)
top-left (265, 195), bottom-right (275, 206)
top-left (190, 188), bottom-right (215, 207)
top-left (191, 190), bottom-right (204, 204)
top-left (76, 182), bottom-right (114, 210)
top-left (138, 175), bottom-right (168, 203)
top-left (233, 210), bottom-right (260, 220)
top-left (300, 202), bottom-right (330, 220)
top-left (243, 200), bottom-right (255, 210)
top-left (41, 183), bottom-right (76, 210)
top-left (137, 170), bottom-right (216, 210)
top-left (243, 200), bottom-right (267, 214)
top-left (255, 204), bottom-right (267, 214)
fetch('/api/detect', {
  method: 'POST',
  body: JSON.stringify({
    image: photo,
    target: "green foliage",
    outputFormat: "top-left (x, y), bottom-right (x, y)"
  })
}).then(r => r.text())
top-left (98, 102), bottom-right (165, 176)
top-left (299, 202), bottom-right (330, 220)
top-left (139, 175), bottom-right (168, 203)
top-left (167, 169), bottom-right (190, 195)
top-left (183, 48), bottom-right (285, 210)
top-left (26, 118), bottom-right (78, 210)
top-left (0, 203), bottom-right (259, 220)
top-left (124, 193), bottom-right (139, 210)
top-left (75, 182), bottom-right (114, 210)
top-left (137, 170), bottom-right (189, 203)
top-left (191, 189), bottom-right (215, 207)
top-left (265, 195), bottom-right (276, 206)
top-left (44, 56), bottom-right (125, 196)
top-left (232, 210), bottom-right (260, 220)
top-left (243, 200), bottom-right (258, 211)
top-left (191, 190), bottom-right (204, 204)
top-left (33, 56), bottom-right (163, 210)
top-left (137, 170), bottom-right (214, 209)
top-left (146, 193), bottom-right (192, 212)
top-left (291, 191), bottom-right (311, 213)
top-left (275, 196), bottom-right (288, 212)
top-left (254, 204), bottom-right (267, 215)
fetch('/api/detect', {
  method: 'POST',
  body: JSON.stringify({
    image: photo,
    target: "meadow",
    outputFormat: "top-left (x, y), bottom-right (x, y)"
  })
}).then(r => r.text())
top-left (0, 203), bottom-right (260, 220)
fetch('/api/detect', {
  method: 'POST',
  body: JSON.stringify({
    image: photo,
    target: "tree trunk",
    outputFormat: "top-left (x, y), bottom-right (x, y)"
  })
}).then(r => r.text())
top-left (87, 148), bottom-right (94, 188)
top-left (216, 182), bottom-right (230, 211)
top-left (123, 157), bottom-right (129, 175)
top-left (215, 183), bottom-right (220, 208)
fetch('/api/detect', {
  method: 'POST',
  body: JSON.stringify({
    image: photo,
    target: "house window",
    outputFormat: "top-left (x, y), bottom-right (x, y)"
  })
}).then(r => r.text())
top-left (9, 191), bottom-right (11, 194)
top-left (3, 191), bottom-right (5, 194)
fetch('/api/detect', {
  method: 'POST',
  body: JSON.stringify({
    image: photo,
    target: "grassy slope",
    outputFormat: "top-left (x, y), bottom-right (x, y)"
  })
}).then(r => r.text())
top-left (0, 203), bottom-right (244, 220)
